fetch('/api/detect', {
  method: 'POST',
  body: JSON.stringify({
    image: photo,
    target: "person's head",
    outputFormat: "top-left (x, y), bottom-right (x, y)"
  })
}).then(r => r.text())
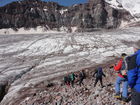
top-left (85, 69), bottom-right (89, 72)
top-left (98, 67), bottom-right (102, 71)
top-left (66, 72), bottom-right (69, 76)
top-left (82, 69), bottom-right (85, 72)
top-left (121, 53), bottom-right (127, 58)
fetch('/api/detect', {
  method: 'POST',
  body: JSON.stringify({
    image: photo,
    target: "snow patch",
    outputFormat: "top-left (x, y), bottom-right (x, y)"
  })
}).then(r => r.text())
top-left (119, 20), bottom-right (129, 28)
top-left (105, 0), bottom-right (123, 9)
top-left (71, 27), bottom-right (78, 32)
top-left (106, 0), bottom-right (140, 18)
top-left (0, 26), bottom-right (65, 35)
top-left (63, 46), bottom-right (80, 54)
top-left (43, 8), bottom-right (48, 11)
top-left (60, 9), bottom-right (68, 15)
top-left (59, 26), bottom-right (69, 32)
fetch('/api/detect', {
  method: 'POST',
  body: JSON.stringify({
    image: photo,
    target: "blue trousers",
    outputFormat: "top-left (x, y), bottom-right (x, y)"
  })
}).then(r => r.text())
top-left (115, 76), bottom-right (128, 98)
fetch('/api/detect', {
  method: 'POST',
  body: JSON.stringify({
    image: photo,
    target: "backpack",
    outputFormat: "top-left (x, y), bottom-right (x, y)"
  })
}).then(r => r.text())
top-left (97, 67), bottom-right (102, 77)
top-left (64, 76), bottom-right (68, 82)
top-left (79, 72), bottom-right (86, 79)
top-left (127, 54), bottom-right (138, 70)
top-left (121, 60), bottom-right (126, 70)
top-left (69, 73), bottom-right (75, 81)
top-left (120, 57), bottom-right (128, 76)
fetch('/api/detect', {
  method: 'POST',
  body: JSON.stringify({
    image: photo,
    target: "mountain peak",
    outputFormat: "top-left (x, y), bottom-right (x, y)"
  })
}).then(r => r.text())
top-left (105, 0), bottom-right (140, 18)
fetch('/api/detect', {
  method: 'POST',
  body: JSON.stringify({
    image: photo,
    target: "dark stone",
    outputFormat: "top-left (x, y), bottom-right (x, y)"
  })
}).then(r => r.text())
top-left (47, 83), bottom-right (54, 88)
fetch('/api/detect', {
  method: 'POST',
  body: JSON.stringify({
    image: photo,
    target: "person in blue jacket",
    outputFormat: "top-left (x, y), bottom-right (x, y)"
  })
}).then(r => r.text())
top-left (127, 45), bottom-right (140, 105)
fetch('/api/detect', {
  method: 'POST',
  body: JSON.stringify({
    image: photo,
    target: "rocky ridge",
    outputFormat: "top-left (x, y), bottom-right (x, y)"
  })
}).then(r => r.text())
top-left (0, 0), bottom-right (132, 32)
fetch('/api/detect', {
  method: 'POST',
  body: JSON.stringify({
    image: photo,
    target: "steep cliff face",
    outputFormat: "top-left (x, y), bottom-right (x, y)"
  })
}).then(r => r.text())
top-left (0, 0), bottom-right (132, 32)
top-left (0, 0), bottom-right (65, 30)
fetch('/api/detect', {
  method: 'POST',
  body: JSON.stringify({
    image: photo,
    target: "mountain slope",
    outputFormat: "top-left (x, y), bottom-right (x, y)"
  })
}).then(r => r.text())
top-left (0, 0), bottom-right (132, 32)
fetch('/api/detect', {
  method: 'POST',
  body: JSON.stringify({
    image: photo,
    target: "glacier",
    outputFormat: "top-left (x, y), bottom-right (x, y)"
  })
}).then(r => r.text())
top-left (0, 27), bottom-right (140, 105)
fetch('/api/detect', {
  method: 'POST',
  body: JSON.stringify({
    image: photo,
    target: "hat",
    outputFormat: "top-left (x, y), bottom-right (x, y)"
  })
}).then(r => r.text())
top-left (121, 53), bottom-right (127, 57)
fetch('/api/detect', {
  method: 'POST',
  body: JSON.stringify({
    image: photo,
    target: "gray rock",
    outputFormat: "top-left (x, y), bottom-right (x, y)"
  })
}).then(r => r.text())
top-left (0, 0), bottom-right (132, 31)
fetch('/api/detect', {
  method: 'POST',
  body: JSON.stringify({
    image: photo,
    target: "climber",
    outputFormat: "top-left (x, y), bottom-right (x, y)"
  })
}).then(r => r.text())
top-left (69, 72), bottom-right (76, 87)
top-left (63, 75), bottom-right (70, 86)
top-left (79, 70), bottom-right (86, 87)
top-left (114, 53), bottom-right (128, 102)
top-left (93, 67), bottom-right (106, 88)
top-left (127, 45), bottom-right (140, 105)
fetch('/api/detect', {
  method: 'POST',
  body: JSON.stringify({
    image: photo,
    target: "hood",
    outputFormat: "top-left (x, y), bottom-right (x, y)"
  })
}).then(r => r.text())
top-left (136, 49), bottom-right (140, 55)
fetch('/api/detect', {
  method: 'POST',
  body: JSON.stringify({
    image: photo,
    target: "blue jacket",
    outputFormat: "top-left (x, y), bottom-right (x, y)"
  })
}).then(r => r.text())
top-left (127, 50), bottom-right (140, 92)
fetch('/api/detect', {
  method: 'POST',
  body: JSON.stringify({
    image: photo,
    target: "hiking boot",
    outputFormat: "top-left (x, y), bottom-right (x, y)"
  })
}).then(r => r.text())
top-left (121, 97), bottom-right (128, 102)
top-left (114, 93), bottom-right (121, 99)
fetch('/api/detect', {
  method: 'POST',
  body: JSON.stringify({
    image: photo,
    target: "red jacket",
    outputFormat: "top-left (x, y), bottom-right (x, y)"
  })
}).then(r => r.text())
top-left (114, 59), bottom-right (124, 78)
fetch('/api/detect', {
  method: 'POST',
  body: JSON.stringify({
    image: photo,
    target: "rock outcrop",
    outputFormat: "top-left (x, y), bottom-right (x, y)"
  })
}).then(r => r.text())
top-left (0, 0), bottom-right (132, 32)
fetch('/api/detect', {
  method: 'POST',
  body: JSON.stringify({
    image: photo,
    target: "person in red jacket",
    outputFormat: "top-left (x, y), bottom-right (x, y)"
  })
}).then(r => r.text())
top-left (114, 53), bottom-right (128, 102)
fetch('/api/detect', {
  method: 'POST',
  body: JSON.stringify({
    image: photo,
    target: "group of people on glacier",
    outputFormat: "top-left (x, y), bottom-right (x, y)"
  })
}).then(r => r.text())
top-left (63, 70), bottom-right (86, 88)
top-left (63, 44), bottom-right (140, 105)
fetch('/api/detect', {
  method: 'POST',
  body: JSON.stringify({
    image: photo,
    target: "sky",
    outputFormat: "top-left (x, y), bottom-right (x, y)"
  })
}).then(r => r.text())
top-left (0, 0), bottom-right (88, 7)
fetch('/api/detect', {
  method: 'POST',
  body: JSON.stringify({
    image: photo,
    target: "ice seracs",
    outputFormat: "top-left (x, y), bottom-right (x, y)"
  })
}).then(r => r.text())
top-left (105, 0), bottom-right (140, 18)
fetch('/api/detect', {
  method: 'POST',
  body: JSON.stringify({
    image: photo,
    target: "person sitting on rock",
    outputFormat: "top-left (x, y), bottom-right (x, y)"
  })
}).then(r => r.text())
top-left (114, 53), bottom-right (128, 102)
top-left (79, 70), bottom-right (86, 87)
top-left (93, 67), bottom-right (106, 88)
